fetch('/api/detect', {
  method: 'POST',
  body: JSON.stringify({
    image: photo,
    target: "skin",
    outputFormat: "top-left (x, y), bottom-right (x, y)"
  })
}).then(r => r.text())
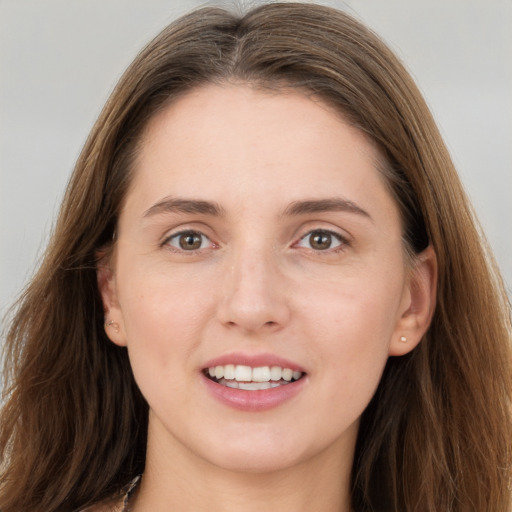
top-left (99, 84), bottom-right (436, 511)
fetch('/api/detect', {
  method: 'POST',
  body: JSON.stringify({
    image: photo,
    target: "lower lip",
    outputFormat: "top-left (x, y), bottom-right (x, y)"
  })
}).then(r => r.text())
top-left (201, 373), bottom-right (306, 412)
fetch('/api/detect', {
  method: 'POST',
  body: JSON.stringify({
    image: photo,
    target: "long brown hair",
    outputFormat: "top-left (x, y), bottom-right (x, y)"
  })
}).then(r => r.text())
top-left (1, 3), bottom-right (511, 511)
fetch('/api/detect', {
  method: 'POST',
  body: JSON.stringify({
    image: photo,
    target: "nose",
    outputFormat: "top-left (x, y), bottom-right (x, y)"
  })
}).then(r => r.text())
top-left (217, 247), bottom-right (290, 334)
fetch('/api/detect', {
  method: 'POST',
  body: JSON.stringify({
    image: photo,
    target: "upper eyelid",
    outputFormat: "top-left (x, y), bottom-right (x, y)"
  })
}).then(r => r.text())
top-left (295, 225), bottom-right (350, 243)
top-left (158, 224), bottom-right (350, 248)
top-left (296, 229), bottom-right (346, 246)
top-left (161, 231), bottom-right (210, 252)
top-left (160, 225), bottom-right (214, 244)
top-left (300, 228), bottom-right (344, 239)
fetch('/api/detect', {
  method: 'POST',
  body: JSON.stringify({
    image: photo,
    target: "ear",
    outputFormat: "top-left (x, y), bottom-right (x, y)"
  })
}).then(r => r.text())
top-left (97, 254), bottom-right (127, 347)
top-left (388, 245), bottom-right (437, 356)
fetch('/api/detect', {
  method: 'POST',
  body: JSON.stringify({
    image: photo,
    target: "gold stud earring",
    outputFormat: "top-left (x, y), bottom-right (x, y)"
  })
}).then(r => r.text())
top-left (105, 320), bottom-right (120, 333)
top-left (399, 336), bottom-right (407, 343)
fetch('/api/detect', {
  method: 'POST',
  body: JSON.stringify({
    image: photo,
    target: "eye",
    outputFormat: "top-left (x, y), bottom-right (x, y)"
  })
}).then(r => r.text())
top-left (164, 230), bottom-right (212, 251)
top-left (296, 229), bottom-right (345, 251)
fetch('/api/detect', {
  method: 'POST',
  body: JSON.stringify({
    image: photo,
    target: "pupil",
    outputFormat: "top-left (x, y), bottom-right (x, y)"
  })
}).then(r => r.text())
top-left (311, 232), bottom-right (331, 250)
top-left (179, 233), bottom-right (201, 250)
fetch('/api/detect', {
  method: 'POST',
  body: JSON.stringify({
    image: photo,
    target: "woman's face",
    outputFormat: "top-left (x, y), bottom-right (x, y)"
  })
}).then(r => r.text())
top-left (100, 84), bottom-right (433, 474)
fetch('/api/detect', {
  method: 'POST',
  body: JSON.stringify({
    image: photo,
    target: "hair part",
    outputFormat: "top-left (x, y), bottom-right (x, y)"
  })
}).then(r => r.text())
top-left (1, 3), bottom-right (511, 511)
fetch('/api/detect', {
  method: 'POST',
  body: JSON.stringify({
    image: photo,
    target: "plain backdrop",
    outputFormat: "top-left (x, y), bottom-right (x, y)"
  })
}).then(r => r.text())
top-left (1, 0), bottom-right (511, 324)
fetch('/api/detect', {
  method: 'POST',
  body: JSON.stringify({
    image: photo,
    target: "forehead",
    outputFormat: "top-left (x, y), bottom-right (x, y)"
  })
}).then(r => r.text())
top-left (140, 83), bottom-right (377, 156)
top-left (124, 84), bottom-right (396, 223)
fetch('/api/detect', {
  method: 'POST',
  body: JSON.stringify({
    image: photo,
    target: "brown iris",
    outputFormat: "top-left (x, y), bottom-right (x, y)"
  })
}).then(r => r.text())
top-left (179, 232), bottom-right (203, 250)
top-left (309, 231), bottom-right (333, 250)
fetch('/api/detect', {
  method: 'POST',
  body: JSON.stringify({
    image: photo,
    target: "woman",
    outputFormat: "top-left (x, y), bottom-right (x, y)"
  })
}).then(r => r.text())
top-left (1, 3), bottom-right (510, 511)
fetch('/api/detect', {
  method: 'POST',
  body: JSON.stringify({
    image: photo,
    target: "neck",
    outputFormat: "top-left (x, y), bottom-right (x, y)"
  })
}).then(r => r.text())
top-left (131, 417), bottom-right (356, 512)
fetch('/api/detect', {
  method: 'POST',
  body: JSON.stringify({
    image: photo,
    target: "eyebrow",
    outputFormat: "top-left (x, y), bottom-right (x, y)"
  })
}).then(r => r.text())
top-left (143, 196), bottom-right (371, 221)
top-left (143, 197), bottom-right (225, 218)
top-left (282, 198), bottom-right (372, 220)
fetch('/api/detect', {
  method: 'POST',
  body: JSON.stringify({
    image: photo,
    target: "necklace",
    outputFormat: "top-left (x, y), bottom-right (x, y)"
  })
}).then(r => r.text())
top-left (120, 475), bottom-right (141, 511)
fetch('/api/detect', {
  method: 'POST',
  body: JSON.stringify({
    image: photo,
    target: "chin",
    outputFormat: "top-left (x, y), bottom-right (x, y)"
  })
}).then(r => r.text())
top-left (208, 449), bottom-right (307, 475)
top-left (189, 427), bottom-right (328, 475)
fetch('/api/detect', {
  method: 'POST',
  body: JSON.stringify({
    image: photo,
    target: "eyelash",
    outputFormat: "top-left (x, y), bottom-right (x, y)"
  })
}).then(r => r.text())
top-left (162, 230), bottom-right (214, 253)
top-left (162, 228), bottom-right (348, 255)
top-left (294, 229), bottom-right (348, 253)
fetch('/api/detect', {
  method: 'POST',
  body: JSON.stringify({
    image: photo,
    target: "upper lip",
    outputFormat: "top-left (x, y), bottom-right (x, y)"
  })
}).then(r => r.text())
top-left (202, 352), bottom-right (305, 373)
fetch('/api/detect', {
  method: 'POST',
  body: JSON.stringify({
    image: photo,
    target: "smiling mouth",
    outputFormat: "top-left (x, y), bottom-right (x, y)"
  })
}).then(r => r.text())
top-left (204, 364), bottom-right (305, 390)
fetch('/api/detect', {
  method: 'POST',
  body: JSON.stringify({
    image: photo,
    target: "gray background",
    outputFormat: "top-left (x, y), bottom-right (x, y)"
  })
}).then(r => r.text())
top-left (1, 0), bottom-right (511, 323)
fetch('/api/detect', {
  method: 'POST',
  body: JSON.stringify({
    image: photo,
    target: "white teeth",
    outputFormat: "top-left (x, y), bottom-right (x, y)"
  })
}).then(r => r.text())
top-left (270, 366), bottom-right (282, 381)
top-left (239, 381), bottom-right (272, 390)
top-left (252, 366), bottom-right (271, 382)
top-left (282, 368), bottom-right (293, 381)
top-left (235, 365), bottom-right (252, 382)
top-left (217, 379), bottom-right (282, 390)
top-left (207, 364), bottom-right (303, 385)
top-left (224, 364), bottom-right (235, 380)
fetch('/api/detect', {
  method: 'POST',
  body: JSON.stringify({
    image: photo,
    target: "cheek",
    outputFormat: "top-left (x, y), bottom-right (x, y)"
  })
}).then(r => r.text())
top-left (297, 267), bottom-right (405, 392)
top-left (307, 292), bottom-right (393, 382)
top-left (117, 265), bottom-right (216, 366)
top-left (300, 267), bottom-right (404, 344)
